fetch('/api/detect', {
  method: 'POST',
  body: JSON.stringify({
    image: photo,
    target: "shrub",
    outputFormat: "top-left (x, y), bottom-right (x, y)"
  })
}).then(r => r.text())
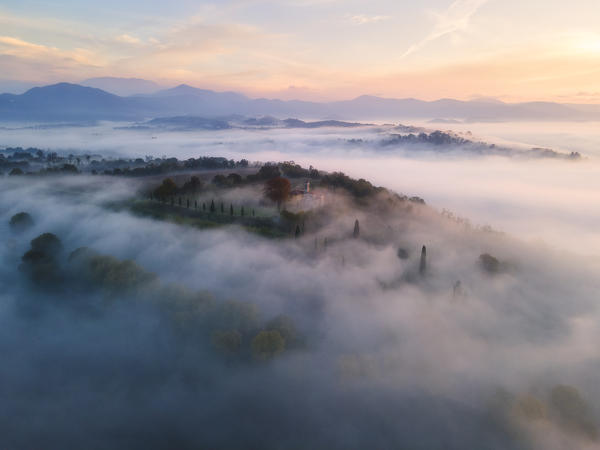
top-left (251, 330), bottom-right (285, 361)
top-left (9, 212), bottom-right (34, 231)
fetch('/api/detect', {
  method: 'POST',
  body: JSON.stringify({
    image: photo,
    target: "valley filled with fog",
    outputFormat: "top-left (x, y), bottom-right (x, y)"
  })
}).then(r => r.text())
top-left (1, 118), bottom-right (600, 449)
top-left (2, 120), bottom-right (599, 253)
top-left (6, 0), bottom-right (600, 447)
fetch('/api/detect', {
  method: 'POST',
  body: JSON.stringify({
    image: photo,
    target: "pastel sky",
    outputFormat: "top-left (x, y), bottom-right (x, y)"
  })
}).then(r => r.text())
top-left (1, 0), bottom-right (600, 101)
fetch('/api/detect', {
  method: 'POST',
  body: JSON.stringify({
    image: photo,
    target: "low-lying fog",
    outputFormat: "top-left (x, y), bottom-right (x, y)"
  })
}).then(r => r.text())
top-left (1, 121), bottom-right (599, 254)
top-left (2, 171), bottom-right (600, 449)
top-left (1, 120), bottom-right (599, 448)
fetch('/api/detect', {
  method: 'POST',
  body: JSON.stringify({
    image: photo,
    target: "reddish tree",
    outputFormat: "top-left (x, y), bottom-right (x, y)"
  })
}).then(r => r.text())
top-left (264, 177), bottom-right (291, 210)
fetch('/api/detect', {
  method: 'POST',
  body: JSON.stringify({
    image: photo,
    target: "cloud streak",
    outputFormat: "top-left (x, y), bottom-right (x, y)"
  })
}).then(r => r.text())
top-left (401, 0), bottom-right (490, 58)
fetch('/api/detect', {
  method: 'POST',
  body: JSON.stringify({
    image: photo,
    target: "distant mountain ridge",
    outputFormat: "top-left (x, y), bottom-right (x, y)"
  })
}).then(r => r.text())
top-left (1, 82), bottom-right (599, 122)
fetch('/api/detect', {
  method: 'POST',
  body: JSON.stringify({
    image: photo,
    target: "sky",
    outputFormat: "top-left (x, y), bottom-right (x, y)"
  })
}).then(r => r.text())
top-left (1, 0), bottom-right (600, 101)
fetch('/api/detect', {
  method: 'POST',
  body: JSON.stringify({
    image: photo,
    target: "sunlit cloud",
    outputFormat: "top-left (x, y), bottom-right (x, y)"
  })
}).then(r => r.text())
top-left (115, 34), bottom-right (142, 45)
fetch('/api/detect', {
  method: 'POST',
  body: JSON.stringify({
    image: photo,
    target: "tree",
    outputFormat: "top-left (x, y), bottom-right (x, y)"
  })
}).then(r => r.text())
top-left (265, 315), bottom-right (299, 347)
top-left (30, 233), bottom-right (62, 255)
top-left (479, 253), bottom-right (500, 274)
top-left (9, 168), bottom-right (24, 176)
top-left (241, 206), bottom-right (245, 217)
top-left (203, 202), bottom-right (206, 211)
top-left (154, 178), bottom-right (177, 199)
top-left (9, 212), bottom-right (34, 232)
top-left (264, 177), bottom-right (291, 210)
top-left (419, 245), bottom-right (427, 275)
top-left (550, 385), bottom-right (598, 439)
top-left (182, 176), bottom-right (203, 194)
top-left (20, 233), bottom-right (63, 285)
top-left (295, 224), bottom-right (301, 238)
top-left (227, 173), bottom-right (242, 185)
top-left (353, 219), bottom-right (360, 238)
top-left (230, 203), bottom-right (234, 216)
top-left (210, 199), bottom-right (216, 213)
top-left (251, 330), bottom-right (285, 361)
top-left (255, 163), bottom-right (281, 180)
top-left (186, 198), bottom-right (190, 208)
top-left (220, 202), bottom-right (224, 213)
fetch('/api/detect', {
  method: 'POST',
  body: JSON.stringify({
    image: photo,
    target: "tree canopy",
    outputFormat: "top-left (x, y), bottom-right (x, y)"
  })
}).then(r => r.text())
top-left (264, 177), bottom-right (291, 210)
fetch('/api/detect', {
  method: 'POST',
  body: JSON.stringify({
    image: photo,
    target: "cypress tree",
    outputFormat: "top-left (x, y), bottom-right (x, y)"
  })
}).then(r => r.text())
top-left (220, 202), bottom-right (224, 213)
top-left (241, 206), bottom-right (245, 217)
top-left (353, 219), bottom-right (360, 238)
top-left (252, 209), bottom-right (255, 217)
top-left (295, 224), bottom-right (301, 238)
top-left (194, 200), bottom-right (198, 209)
top-left (230, 204), bottom-right (234, 216)
top-left (187, 198), bottom-right (190, 208)
top-left (210, 199), bottom-right (216, 213)
top-left (419, 245), bottom-right (427, 276)
top-left (203, 202), bottom-right (206, 211)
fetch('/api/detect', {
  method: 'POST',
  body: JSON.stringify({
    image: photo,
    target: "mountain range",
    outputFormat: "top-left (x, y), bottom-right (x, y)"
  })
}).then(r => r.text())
top-left (1, 81), bottom-right (600, 123)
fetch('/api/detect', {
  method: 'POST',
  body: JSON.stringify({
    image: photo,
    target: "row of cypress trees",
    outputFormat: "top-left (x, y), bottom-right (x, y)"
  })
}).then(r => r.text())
top-left (150, 193), bottom-right (255, 217)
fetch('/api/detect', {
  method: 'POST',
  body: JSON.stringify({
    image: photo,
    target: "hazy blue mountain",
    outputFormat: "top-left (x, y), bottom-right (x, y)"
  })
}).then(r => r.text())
top-left (1, 82), bottom-right (599, 122)
top-left (81, 77), bottom-right (163, 96)
top-left (150, 84), bottom-right (250, 116)
top-left (0, 83), bottom-right (138, 121)
top-left (282, 118), bottom-right (367, 128)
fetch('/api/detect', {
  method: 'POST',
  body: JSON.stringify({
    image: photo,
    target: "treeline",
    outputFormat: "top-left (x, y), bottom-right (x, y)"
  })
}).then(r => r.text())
top-left (97, 156), bottom-right (249, 176)
top-left (320, 172), bottom-right (384, 198)
top-left (0, 146), bottom-right (254, 177)
top-left (380, 131), bottom-right (581, 159)
top-left (381, 131), bottom-right (472, 147)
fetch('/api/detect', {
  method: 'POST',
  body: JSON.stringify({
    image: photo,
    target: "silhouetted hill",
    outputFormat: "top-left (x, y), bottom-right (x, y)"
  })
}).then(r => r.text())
top-left (0, 83), bottom-right (141, 121)
top-left (1, 82), bottom-right (599, 122)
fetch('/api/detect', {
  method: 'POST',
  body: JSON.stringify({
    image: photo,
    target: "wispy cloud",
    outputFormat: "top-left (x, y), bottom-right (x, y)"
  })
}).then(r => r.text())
top-left (0, 35), bottom-right (95, 65)
top-left (115, 34), bottom-right (142, 45)
top-left (401, 0), bottom-right (489, 58)
top-left (347, 14), bottom-right (391, 25)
